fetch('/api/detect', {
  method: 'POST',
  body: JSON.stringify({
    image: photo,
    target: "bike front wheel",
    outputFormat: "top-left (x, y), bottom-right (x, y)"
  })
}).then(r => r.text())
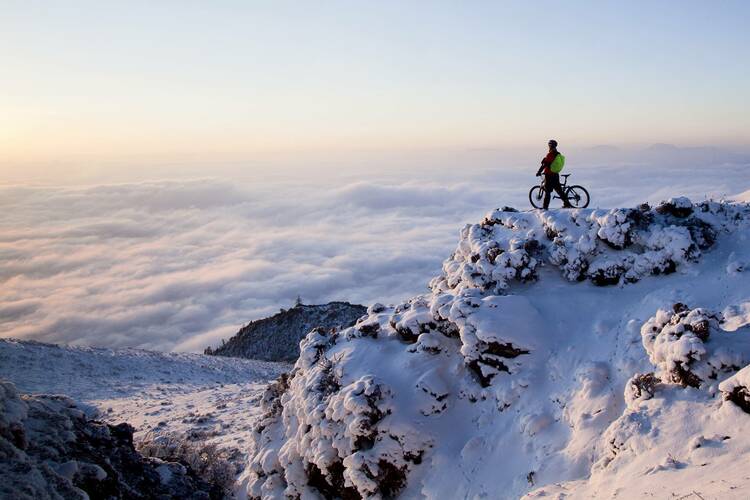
top-left (529, 185), bottom-right (545, 209)
top-left (566, 185), bottom-right (590, 208)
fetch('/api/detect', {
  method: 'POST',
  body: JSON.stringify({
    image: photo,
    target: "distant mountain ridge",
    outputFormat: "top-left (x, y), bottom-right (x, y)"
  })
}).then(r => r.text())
top-left (206, 302), bottom-right (367, 362)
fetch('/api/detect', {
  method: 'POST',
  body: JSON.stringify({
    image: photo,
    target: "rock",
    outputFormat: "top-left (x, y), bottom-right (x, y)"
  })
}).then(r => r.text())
top-left (656, 196), bottom-right (693, 217)
top-left (431, 200), bottom-right (737, 293)
top-left (624, 373), bottom-right (660, 407)
top-left (641, 305), bottom-right (750, 389)
top-left (719, 366), bottom-right (750, 413)
top-left (207, 301), bottom-right (367, 362)
top-left (0, 380), bottom-right (217, 500)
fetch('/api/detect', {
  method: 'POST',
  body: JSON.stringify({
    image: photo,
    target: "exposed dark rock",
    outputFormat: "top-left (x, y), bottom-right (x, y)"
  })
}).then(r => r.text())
top-left (642, 305), bottom-right (749, 390)
top-left (306, 461), bottom-right (361, 500)
top-left (207, 302), bottom-right (367, 362)
top-left (0, 380), bottom-right (218, 500)
top-left (724, 385), bottom-right (750, 414)
top-left (656, 197), bottom-right (694, 218)
top-left (468, 341), bottom-right (530, 387)
top-left (627, 372), bottom-right (660, 401)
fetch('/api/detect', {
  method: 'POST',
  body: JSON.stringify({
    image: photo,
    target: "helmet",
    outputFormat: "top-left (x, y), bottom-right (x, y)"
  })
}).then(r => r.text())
top-left (548, 139), bottom-right (558, 148)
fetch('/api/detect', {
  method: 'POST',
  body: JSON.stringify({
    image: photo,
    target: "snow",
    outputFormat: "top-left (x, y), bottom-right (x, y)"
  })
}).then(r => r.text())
top-left (733, 189), bottom-right (750, 203)
top-left (3, 196), bottom-right (750, 498)
top-left (241, 197), bottom-right (750, 499)
top-left (0, 339), bottom-right (288, 465)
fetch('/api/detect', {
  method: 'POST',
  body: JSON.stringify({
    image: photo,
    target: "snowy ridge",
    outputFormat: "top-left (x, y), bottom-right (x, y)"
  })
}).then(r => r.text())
top-left (0, 339), bottom-right (288, 485)
top-left (528, 304), bottom-right (750, 498)
top-left (241, 198), bottom-right (750, 499)
top-left (207, 302), bottom-right (367, 362)
top-left (0, 380), bottom-right (221, 499)
top-left (431, 197), bottom-right (723, 293)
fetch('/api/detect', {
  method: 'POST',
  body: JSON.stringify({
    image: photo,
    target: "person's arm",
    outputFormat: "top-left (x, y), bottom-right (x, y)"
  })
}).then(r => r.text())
top-left (537, 153), bottom-right (552, 176)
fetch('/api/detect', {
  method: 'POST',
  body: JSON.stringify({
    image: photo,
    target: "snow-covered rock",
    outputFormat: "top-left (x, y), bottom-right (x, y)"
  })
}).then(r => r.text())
top-left (241, 198), bottom-right (750, 499)
top-left (430, 199), bottom-right (730, 293)
top-left (0, 338), bottom-right (288, 491)
top-left (641, 304), bottom-right (750, 388)
top-left (720, 365), bottom-right (750, 413)
top-left (0, 380), bottom-right (216, 499)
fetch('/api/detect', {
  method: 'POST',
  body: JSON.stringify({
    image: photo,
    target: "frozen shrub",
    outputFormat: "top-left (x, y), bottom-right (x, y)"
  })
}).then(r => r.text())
top-left (587, 257), bottom-right (631, 286)
top-left (389, 297), bottom-right (437, 343)
top-left (719, 366), bottom-right (750, 413)
top-left (368, 303), bottom-right (386, 314)
top-left (430, 220), bottom-right (539, 294)
top-left (254, 373), bottom-right (290, 433)
top-left (624, 373), bottom-right (660, 407)
top-left (388, 295), bottom-right (459, 345)
top-left (686, 217), bottom-right (717, 249)
top-left (641, 305), bottom-right (750, 388)
top-left (591, 209), bottom-right (637, 249)
top-left (242, 325), bottom-right (430, 499)
top-left (138, 434), bottom-right (238, 496)
top-left (656, 196), bottom-right (693, 218)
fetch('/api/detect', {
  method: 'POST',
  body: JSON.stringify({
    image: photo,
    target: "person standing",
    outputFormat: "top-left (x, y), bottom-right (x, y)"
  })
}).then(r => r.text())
top-left (536, 139), bottom-right (572, 209)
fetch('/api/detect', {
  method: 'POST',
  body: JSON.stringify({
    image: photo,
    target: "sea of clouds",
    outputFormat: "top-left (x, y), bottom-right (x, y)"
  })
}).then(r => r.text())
top-left (2, 146), bottom-right (749, 352)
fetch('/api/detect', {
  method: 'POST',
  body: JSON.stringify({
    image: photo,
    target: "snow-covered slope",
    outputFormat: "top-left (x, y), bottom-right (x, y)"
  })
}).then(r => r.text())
top-left (0, 339), bottom-right (289, 475)
top-left (0, 380), bottom-right (224, 499)
top-left (207, 302), bottom-right (367, 362)
top-left (241, 198), bottom-right (750, 499)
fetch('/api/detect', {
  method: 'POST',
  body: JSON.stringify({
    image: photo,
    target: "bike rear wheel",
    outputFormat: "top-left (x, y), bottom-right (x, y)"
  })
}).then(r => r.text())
top-left (529, 186), bottom-right (545, 209)
top-left (566, 185), bottom-right (590, 208)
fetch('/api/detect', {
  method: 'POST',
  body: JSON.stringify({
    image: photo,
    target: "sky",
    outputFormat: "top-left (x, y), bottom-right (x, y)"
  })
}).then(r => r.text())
top-left (2, 2), bottom-right (750, 352)
top-left (1, 0), bottom-right (749, 172)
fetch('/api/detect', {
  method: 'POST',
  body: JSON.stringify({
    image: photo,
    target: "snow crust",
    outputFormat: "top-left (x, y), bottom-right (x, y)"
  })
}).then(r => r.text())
top-left (242, 198), bottom-right (750, 499)
top-left (0, 339), bottom-right (288, 474)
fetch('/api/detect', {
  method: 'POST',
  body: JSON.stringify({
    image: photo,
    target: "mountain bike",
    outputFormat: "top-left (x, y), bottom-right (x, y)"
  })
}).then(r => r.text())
top-left (529, 174), bottom-right (590, 209)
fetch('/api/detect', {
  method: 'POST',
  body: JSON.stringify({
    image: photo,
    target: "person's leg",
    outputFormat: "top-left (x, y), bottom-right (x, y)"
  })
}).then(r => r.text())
top-left (553, 180), bottom-right (572, 207)
top-left (543, 175), bottom-right (553, 209)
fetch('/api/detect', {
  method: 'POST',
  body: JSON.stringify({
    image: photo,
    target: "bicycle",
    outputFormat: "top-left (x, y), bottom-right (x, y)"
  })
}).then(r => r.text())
top-left (528, 174), bottom-right (590, 209)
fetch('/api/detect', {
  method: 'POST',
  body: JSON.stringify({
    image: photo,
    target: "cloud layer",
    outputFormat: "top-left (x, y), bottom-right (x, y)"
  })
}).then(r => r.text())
top-left (1, 157), bottom-right (748, 352)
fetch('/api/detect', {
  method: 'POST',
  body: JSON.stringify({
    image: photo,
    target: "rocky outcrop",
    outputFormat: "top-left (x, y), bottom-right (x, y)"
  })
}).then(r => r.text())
top-left (641, 304), bottom-right (750, 389)
top-left (206, 302), bottom-right (367, 362)
top-left (0, 381), bottom-right (219, 500)
top-left (240, 199), bottom-right (750, 499)
top-left (430, 198), bottom-right (736, 293)
top-left (243, 328), bottom-right (430, 499)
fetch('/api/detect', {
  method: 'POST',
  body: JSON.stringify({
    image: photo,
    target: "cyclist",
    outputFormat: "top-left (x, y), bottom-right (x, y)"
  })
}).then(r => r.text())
top-left (536, 139), bottom-right (572, 209)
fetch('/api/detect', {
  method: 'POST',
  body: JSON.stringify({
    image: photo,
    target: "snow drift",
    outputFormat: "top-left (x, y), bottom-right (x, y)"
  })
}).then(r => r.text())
top-left (240, 198), bottom-right (750, 499)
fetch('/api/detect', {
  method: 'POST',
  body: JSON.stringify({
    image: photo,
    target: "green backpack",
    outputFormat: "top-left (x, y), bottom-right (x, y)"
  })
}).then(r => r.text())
top-left (550, 153), bottom-right (565, 173)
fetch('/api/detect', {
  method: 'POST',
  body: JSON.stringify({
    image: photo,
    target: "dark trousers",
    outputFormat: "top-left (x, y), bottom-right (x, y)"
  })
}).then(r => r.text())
top-left (543, 173), bottom-right (570, 209)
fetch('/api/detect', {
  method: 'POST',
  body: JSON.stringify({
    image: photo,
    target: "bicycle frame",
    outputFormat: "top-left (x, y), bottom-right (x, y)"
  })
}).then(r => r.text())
top-left (530, 173), bottom-right (589, 209)
top-left (539, 176), bottom-right (569, 200)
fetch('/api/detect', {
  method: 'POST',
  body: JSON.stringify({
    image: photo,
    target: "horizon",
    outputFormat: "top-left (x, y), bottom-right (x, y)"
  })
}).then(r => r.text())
top-left (2, 1), bottom-right (750, 352)
top-left (2, 1), bottom-right (749, 171)
top-left (3, 3), bottom-right (750, 499)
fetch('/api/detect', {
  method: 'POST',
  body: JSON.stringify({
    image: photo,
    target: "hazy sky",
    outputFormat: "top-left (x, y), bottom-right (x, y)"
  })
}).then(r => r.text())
top-left (2, 0), bottom-right (749, 168)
